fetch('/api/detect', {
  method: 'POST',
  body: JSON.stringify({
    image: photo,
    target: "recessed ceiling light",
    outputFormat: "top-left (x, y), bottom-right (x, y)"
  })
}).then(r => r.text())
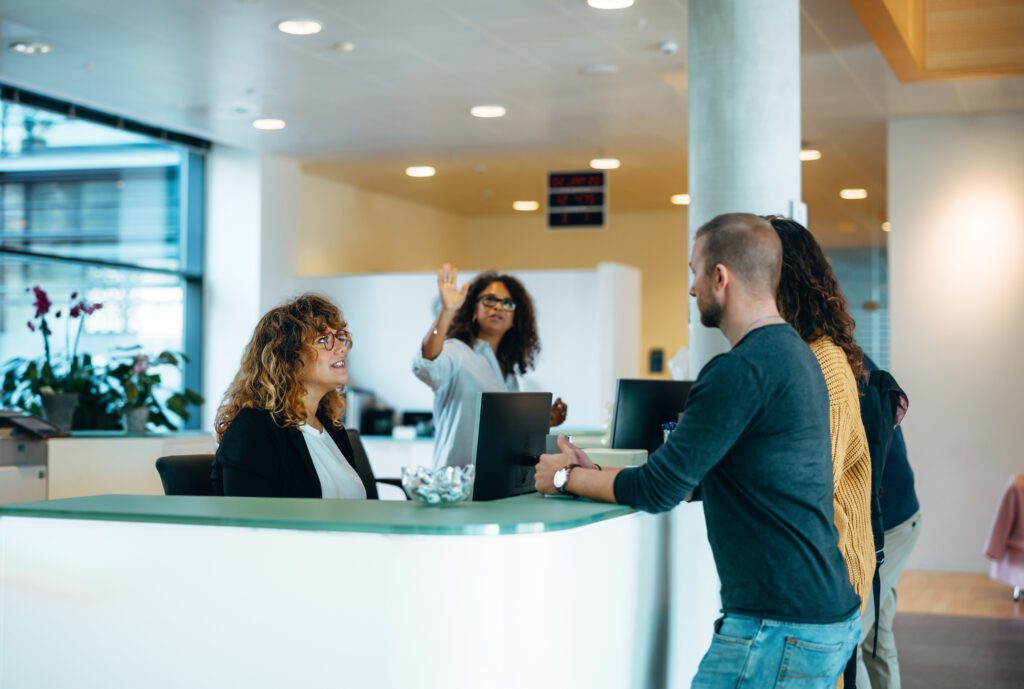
top-left (671, 194), bottom-right (691, 206)
top-left (800, 149), bottom-right (822, 161)
top-left (513, 200), bottom-right (540, 212)
top-left (470, 105), bottom-right (506, 119)
top-left (252, 118), bottom-right (286, 130)
top-left (330, 41), bottom-right (356, 53)
top-left (9, 41), bottom-right (52, 55)
top-left (580, 63), bottom-right (619, 75)
top-left (839, 188), bottom-right (868, 200)
top-left (277, 19), bottom-right (322, 35)
top-left (405, 166), bottom-right (436, 178)
top-left (881, 221), bottom-right (892, 232)
top-left (590, 158), bottom-right (620, 170)
top-left (587, 0), bottom-right (635, 9)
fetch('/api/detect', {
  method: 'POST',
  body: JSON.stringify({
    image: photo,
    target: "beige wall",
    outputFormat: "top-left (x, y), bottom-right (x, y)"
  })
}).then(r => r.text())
top-left (297, 168), bottom-right (691, 377)
top-left (298, 170), bottom-right (465, 275)
top-left (459, 212), bottom-right (690, 378)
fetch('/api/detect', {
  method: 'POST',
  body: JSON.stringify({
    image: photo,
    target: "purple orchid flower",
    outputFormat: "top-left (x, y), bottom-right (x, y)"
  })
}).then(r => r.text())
top-left (31, 285), bottom-right (52, 318)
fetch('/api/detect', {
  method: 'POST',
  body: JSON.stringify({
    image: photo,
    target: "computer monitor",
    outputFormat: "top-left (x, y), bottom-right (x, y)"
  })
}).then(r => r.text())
top-left (471, 391), bottom-right (552, 501)
top-left (610, 379), bottom-right (694, 454)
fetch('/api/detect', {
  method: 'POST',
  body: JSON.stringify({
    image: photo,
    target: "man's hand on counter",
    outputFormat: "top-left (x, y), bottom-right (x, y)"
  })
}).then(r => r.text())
top-left (534, 435), bottom-right (620, 503)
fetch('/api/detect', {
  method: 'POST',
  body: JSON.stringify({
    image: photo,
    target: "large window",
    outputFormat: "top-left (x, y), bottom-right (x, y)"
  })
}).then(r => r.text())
top-left (0, 89), bottom-right (206, 426)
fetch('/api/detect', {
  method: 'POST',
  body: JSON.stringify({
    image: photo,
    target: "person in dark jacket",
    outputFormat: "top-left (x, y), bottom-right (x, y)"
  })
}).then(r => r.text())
top-left (210, 294), bottom-right (376, 499)
top-left (855, 354), bottom-right (921, 689)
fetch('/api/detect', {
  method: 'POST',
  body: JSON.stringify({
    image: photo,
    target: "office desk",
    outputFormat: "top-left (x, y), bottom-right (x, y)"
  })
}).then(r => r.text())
top-left (0, 494), bottom-right (671, 689)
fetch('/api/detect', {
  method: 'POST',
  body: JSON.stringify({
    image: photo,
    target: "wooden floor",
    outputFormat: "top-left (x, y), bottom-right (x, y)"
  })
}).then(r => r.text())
top-left (896, 570), bottom-right (1022, 619)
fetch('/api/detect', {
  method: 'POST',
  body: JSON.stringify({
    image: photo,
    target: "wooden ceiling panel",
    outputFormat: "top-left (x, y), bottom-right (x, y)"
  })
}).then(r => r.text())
top-left (849, 0), bottom-right (1024, 80)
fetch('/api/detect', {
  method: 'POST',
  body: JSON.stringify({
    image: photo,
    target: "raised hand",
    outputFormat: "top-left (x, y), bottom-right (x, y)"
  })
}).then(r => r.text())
top-left (437, 263), bottom-right (468, 312)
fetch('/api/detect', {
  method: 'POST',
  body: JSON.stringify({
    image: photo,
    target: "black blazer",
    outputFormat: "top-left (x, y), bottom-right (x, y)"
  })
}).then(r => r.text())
top-left (211, 408), bottom-right (378, 499)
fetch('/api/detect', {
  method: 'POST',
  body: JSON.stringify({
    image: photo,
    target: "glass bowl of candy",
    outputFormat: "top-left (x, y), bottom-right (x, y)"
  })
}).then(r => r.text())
top-left (401, 465), bottom-right (475, 505)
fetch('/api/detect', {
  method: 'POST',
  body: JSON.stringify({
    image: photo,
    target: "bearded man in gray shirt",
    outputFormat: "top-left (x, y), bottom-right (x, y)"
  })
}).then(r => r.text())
top-left (535, 213), bottom-right (861, 689)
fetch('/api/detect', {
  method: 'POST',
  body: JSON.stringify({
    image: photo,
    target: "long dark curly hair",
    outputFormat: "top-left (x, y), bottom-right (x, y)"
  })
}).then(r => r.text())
top-left (446, 271), bottom-right (540, 377)
top-left (767, 217), bottom-right (866, 381)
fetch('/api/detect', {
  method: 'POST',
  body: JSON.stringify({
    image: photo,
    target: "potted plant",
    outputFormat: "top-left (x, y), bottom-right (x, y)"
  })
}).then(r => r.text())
top-left (106, 348), bottom-right (204, 433)
top-left (0, 286), bottom-right (114, 431)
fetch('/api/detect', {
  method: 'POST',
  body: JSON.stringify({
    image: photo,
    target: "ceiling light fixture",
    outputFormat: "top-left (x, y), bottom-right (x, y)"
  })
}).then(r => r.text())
top-left (671, 194), bottom-right (691, 206)
top-left (330, 41), bottom-right (356, 53)
top-left (513, 200), bottom-right (540, 212)
top-left (590, 158), bottom-right (620, 170)
top-left (470, 105), bottom-right (506, 119)
top-left (881, 221), bottom-right (892, 232)
top-left (587, 0), bottom-right (635, 9)
top-left (9, 41), bottom-right (52, 55)
top-left (839, 188), bottom-right (868, 200)
top-left (277, 19), bottom-right (322, 35)
top-left (252, 118), bottom-right (286, 130)
top-left (800, 148), bottom-right (822, 161)
top-left (405, 166), bottom-right (436, 178)
top-left (580, 63), bottom-right (619, 75)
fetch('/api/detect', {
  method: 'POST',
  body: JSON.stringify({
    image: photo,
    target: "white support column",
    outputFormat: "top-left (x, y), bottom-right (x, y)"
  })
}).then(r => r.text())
top-left (203, 148), bottom-right (301, 431)
top-left (674, 3), bottom-right (803, 687)
top-left (687, 0), bottom-right (802, 369)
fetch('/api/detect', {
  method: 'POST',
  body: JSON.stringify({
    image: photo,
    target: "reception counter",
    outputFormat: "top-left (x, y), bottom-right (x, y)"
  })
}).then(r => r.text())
top-left (0, 494), bottom-right (674, 689)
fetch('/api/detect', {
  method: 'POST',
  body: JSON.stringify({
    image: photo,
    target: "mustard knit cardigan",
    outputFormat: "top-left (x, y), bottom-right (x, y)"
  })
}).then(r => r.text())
top-left (810, 336), bottom-right (875, 606)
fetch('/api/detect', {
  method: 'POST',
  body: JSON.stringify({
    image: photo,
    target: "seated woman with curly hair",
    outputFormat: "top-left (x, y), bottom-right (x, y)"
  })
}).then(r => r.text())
top-left (211, 294), bottom-right (376, 499)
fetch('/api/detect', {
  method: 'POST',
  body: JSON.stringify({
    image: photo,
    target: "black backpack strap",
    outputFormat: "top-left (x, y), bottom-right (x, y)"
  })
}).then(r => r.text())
top-left (871, 552), bottom-right (883, 658)
top-left (843, 646), bottom-right (858, 688)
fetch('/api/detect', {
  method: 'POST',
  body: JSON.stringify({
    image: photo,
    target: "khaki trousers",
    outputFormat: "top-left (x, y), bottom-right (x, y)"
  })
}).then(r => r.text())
top-left (855, 511), bottom-right (922, 689)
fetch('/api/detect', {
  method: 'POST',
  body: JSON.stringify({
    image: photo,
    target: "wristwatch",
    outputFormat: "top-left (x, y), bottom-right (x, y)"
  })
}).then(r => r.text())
top-left (553, 465), bottom-right (575, 495)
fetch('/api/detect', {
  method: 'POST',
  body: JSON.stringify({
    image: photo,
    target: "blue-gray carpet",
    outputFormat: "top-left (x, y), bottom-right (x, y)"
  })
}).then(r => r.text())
top-left (897, 613), bottom-right (1024, 689)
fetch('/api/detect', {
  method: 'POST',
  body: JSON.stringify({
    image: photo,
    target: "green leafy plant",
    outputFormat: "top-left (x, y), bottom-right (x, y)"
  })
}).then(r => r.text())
top-left (106, 348), bottom-right (204, 431)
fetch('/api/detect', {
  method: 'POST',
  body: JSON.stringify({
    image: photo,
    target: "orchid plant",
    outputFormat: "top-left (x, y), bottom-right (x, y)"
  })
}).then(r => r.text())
top-left (1, 286), bottom-right (110, 422)
top-left (2, 285), bottom-right (203, 431)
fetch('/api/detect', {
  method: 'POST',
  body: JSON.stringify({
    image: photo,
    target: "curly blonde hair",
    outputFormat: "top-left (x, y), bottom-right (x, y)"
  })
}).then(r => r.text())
top-left (215, 294), bottom-right (349, 442)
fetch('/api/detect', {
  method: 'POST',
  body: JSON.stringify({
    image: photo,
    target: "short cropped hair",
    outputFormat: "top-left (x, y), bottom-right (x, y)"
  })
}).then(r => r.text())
top-left (695, 213), bottom-right (782, 298)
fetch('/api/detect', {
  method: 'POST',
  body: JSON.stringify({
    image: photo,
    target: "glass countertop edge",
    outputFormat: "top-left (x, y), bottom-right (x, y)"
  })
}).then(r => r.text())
top-left (0, 501), bottom-right (637, 536)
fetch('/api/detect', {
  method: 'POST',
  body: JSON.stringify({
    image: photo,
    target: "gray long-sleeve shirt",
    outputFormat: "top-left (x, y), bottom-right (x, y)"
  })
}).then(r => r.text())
top-left (614, 324), bottom-right (860, 623)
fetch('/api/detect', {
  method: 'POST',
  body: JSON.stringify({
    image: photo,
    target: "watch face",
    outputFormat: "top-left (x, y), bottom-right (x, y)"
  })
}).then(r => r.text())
top-left (554, 467), bottom-right (568, 489)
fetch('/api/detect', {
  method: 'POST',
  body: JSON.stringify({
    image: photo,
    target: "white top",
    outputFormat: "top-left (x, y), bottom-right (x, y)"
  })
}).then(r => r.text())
top-left (412, 338), bottom-right (518, 468)
top-left (298, 424), bottom-right (368, 500)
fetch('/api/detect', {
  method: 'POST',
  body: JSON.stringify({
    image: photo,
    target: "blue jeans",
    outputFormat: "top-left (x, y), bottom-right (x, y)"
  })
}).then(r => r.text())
top-left (692, 610), bottom-right (861, 689)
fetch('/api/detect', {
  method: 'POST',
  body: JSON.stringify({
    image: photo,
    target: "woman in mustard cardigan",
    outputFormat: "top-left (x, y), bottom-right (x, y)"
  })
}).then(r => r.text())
top-left (769, 216), bottom-right (875, 610)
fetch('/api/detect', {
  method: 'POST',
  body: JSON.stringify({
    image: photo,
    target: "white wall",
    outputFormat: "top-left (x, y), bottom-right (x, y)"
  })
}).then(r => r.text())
top-left (295, 265), bottom-right (641, 430)
top-left (204, 147), bottom-right (263, 429)
top-left (258, 156), bottom-right (300, 313)
top-left (203, 149), bottom-right (302, 430)
top-left (889, 112), bottom-right (1024, 572)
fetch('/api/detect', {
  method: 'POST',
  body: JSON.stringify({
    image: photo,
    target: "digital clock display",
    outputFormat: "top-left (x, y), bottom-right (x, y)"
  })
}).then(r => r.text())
top-left (547, 171), bottom-right (606, 229)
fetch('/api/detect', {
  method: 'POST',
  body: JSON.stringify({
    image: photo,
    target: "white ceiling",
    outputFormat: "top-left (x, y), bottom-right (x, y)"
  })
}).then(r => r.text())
top-left (0, 0), bottom-right (1022, 247)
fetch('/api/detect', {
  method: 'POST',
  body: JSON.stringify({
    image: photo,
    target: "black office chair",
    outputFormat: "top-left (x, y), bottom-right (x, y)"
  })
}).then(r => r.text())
top-left (157, 436), bottom-right (405, 499)
top-left (155, 454), bottom-right (215, 496)
top-left (347, 429), bottom-right (408, 500)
